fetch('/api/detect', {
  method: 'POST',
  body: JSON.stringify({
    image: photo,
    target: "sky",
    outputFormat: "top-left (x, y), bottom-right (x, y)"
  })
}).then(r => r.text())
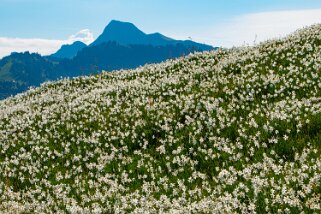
top-left (1, 0), bottom-right (321, 58)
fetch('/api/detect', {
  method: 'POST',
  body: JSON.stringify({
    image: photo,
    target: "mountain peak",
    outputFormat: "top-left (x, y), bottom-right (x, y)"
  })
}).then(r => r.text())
top-left (90, 20), bottom-right (213, 50)
top-left (90, 20), bottom-right (146, 46)
top-left (108, 20), bottom-right (136, 27)
top-left (106, 20), bottom-right (140, 32)
top-left (104, 20), bottom-right (145, 37)
top-left (50, 41), bottom-right (86, 59)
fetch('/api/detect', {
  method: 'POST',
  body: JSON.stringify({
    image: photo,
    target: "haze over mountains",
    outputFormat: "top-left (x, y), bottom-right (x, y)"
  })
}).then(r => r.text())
top-left (0, 20), bottom-right (215, 99)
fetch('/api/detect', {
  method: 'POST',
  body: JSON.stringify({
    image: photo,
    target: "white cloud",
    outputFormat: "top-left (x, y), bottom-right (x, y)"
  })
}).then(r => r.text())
top-left (0, 37), bottom-right (64, 58)
top-left (0, 29), bottom-right (94, 58)
top-left (68, 29), bottom-right (94, 45)
top-left (211, 8), bottom-right (321, 47)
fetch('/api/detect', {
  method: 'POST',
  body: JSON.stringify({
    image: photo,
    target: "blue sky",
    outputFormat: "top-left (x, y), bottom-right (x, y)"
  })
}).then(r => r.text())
top-left (1, 0), bottom-right (321, 57)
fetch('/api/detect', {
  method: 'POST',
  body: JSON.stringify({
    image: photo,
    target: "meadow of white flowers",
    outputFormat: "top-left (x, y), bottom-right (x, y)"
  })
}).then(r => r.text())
top-left (0, 24), bottom-right (321, 213)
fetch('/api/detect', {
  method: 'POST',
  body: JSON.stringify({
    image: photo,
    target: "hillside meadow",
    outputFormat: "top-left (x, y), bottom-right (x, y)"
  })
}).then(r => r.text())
top-left (0, 24), bottom-right (321, 213)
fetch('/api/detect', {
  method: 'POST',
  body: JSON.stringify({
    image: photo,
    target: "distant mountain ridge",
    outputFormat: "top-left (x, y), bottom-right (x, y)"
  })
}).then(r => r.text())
top-left (0, 20), bottom-right (217, 99)
top-left (52, 20), bottom-right (213, 60)
top-left (91, 20), bottom-right (213, 50)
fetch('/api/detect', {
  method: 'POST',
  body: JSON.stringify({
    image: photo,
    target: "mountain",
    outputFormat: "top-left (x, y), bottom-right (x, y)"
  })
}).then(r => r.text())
top-left (0, 52), bottom-right (55, 83)
top-left (0, 20), bottom-right (216, 99)
top-left (0, 52), bottom-right (56, 99)
top-left (0, 24), bottom-right (320, 213)
top-left (50, 41), bottom-right (87, 59)
top-left (91, 20), bottom-right (149, 46)
top-left (90, 20), bottom-right (213, 50)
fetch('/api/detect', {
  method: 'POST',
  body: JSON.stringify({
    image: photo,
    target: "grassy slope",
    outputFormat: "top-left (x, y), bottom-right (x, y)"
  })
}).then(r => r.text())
top-left (0, 24), bottom-right (321, 213)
